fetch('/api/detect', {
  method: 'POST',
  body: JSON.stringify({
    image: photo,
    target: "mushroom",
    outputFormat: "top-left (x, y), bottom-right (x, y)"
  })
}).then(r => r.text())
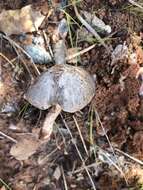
top-left (25, 64), bottom-right (95, 139)
top-left (10, 40), bottom-right (95, 160)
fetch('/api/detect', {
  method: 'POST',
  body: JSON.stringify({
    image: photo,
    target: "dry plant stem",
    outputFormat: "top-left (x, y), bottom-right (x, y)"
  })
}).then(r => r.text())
top-left (73, 2), bottom-right (110, 53)
top-left (128, 0), bottom-right (143, 9)
top-left (115, 148), bottom-right (143, 166)
top-left (99, 149), bottom-right (128, 184)
top-left (0, 131), bottom-right (17, 143)
top-left (39, 9), bottom-right (53, 29)
top-left (73, 116), bottom-right (89, 156)
top-left (69, 162), bottom-right (101, 175)
top-left (66, 44), bottom-right (96, 61)
top-left (42, 30), bottom-right (54, 58)
top-left (0, 53), bottom-right (14, 67)
top-left (66, 31), bottom-right (117, 61)
top-left (41, 104), bottom-right (62, 139)
top-left (61, 166), bottom-right (68, 190)
top-left (1, 34), bottom-right (40, 76)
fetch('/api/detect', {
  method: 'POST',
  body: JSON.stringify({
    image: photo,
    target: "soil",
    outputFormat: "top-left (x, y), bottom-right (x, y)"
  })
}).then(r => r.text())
top-left (0, 0), bottom-right (143, 190)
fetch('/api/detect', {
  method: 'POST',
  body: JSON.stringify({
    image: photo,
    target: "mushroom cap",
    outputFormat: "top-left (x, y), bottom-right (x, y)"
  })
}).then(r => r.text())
top-left (25, 64), bottom-right (95, 113)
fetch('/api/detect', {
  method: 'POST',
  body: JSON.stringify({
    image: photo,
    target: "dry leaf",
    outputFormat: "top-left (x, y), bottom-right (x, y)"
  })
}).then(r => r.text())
top-left (82, 11), bottom-right (111, 34)
top-left (0, 5), bottom-right (45, 35)
top-left (10, 134), bottom-right (41, 160)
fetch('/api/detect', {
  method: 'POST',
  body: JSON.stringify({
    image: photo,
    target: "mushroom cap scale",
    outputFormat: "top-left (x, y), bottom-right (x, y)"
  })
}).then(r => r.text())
top-left (25, 64), bottom-right (95, 112)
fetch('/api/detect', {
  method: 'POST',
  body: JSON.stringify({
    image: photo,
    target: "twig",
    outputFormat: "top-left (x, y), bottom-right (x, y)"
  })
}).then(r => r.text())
top-left (128, 0), bottom-right (143, 10)
top-left (72, 1), bottom-right (110, 53)
top-left (115, 148), bottom-right (143, 166)
top-left (99, 149), bottom-right (128, 184)
top-left (39, 9), bottom-right (53, 29)
top-left (73, 116), bottom-right (89, 156)
top-left (0, 53), bottom-right (14, 67)
top-left (0, 131), bottom-right (17, 143)
top-left (66, 30), bottom-right (118, 62)
top-left (42, 30), bottom-right (54, 59)
top-left (94, 109), bottom-right (117, 159)
top-left (66, 44), bottom-right (96, 61)
top-left (0, 178), bottom-right (12, 190)
top-left (61, 166), bottom-right (69, 190)
top-left (69, 162), bottom-right (100, 175)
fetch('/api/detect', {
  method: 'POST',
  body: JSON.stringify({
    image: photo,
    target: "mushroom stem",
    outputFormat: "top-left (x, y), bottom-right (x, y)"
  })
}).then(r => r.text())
top-left (40, 104), bottom-right (62, 140)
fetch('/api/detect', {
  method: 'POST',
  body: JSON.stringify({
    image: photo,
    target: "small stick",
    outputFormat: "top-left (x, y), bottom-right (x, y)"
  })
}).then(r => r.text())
top-left (73, 116), bottom-right (89, 156)
top-left (128, 0), bottom-right (143, 10)
top-left (66, 44), bottom-right (96, 61)
top-left (66, 30), bottom-right (118, 62)
top-left (42, 30), bottom-right (54, 58)
top-left (115, 148), bottom-right (143, 166)
top-left (0, 53), bottom-right (14, 67)
top-left (99, 149), bottom-right (128, 184)
top-left (39, 9), bottom-right (53, 29)
top-left (69, 162), bottom-right (100, 175)
top-left (61, 166), bottom-right (68, 190)
top-left (0, 131), bottom-right (17, 143)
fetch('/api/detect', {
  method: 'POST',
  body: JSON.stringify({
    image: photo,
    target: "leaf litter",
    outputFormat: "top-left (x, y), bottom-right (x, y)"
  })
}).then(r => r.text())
top-left (0, 0), bottom-right (143, 190)
top-left (0, 5), bottom-right (45, 35)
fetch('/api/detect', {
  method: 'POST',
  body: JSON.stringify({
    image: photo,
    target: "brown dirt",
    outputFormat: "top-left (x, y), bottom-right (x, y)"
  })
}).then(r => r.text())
top-left (0, 0), bottom-right (143, 190)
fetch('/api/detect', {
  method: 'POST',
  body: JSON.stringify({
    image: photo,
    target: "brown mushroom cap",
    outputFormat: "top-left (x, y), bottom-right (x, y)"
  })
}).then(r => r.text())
top-left (25, 64), bottom-right (95, 112)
